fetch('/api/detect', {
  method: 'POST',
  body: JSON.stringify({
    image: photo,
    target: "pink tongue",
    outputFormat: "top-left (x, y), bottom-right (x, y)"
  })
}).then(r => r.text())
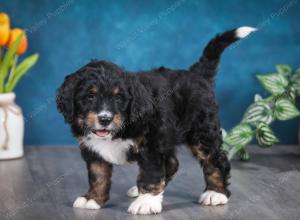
top-left (96, 130), bottom-right (109, 137)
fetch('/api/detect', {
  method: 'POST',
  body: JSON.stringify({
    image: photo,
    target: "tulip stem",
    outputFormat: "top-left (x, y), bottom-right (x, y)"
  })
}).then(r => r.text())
top-left (4, 55), bottom-right (18, 92)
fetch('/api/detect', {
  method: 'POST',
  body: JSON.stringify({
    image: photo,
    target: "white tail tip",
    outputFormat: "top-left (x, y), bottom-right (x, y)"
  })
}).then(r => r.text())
top-left (235, 26), bottom-right (257, 38)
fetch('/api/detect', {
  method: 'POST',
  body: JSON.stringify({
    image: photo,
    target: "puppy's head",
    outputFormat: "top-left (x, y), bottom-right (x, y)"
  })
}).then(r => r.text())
top-left (56, 60), bottom-right (153, 140)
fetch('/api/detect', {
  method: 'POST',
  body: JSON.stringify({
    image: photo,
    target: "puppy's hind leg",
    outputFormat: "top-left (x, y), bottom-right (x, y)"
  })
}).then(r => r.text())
top-left (191, 145), bottom-right (231, 206)
top-left (186, 118), bottom-right (231, 206)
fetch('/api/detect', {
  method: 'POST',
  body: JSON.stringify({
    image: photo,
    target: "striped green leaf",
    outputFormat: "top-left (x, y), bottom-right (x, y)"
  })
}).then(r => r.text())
top-left (276, 64), bottom-right (292, 77)
top-left (222, 142), bottom-right (231, 153)
top-left (237, 149), bottom-right (250, 161)
top-left (224, 124), bottom-right (253, 147)
top-left (257, 74), bottom-right (288, 95)
top-left (242, 101), bottom-right (273, 125)
top-left (227, 145), bottom-right (246, 160)
top-left (288, 86), bottom-right (296, 101)
top-left (256, 123), bottom-right (279, 148)
top-left (272, 86), bottom-right (296, 103)
top-left (291, 70), bottom-right (300, 96)
top-left (274, 99), bottom-right (300, 120)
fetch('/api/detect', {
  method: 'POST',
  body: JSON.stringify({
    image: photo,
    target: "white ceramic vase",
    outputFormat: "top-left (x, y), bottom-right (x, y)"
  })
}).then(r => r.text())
top-left (0, 92), bottom-right (24, 160)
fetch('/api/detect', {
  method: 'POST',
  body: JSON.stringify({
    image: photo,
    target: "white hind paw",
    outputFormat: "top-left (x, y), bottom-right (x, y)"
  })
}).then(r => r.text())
top-left (199, 190), bottom-right (228, 206)
top-left (73, 197), bottom-right (101, 209)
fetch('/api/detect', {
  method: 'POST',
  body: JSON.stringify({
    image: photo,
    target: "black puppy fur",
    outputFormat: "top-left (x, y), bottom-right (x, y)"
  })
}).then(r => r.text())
top-left (56, 27), bottom-right (255, 212)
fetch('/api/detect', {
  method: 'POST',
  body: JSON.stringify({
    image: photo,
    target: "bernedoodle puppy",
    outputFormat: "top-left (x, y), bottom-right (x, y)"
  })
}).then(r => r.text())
top-left (56, 26), bottom-right (256, 215)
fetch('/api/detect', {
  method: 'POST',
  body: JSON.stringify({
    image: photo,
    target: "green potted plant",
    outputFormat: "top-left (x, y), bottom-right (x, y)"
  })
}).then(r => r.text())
top-left (223, 64), bottom-right (300, 161)
top-left (0, 12), bottom-right (39, 159)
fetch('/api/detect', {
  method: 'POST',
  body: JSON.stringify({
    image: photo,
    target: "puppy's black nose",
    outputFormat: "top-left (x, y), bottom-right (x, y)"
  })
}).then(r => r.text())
top-left (98, 116), bottom-right (112, 126)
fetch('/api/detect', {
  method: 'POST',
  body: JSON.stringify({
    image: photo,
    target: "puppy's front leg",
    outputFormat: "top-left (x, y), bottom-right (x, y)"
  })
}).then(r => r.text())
top-left (73, 159), bottom-right (112, 209)
top-left (128, 153), bottom-right (166, 215)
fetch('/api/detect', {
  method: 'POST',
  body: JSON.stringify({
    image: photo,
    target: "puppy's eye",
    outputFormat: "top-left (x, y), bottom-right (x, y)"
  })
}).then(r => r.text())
top-left (87, 93), bottom-right (96, 100)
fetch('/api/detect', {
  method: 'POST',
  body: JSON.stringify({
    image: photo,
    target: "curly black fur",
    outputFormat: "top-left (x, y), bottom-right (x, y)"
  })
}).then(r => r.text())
top-left (56, 27), bottom-right (254, 209)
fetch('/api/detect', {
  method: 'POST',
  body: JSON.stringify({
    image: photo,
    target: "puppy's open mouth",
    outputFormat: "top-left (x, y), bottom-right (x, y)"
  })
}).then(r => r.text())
top-left (93, 129), bottom-right (111, 138)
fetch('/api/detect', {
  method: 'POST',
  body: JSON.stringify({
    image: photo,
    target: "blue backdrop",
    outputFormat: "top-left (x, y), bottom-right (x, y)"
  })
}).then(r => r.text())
top-left (1, 0), bottom-right (300, 145)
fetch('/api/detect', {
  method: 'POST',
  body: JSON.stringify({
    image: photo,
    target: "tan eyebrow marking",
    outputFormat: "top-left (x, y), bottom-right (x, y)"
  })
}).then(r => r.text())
top-left (90, 85), bottom-right (97, 93)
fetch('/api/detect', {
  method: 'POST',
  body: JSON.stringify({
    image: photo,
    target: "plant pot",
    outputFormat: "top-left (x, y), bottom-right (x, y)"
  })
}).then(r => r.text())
top-left (0, 92), bottom-right (24, 160)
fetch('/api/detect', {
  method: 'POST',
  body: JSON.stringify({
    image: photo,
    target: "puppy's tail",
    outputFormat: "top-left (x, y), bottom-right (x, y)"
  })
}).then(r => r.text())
top-left (190, 26), bottom-right (257, 80)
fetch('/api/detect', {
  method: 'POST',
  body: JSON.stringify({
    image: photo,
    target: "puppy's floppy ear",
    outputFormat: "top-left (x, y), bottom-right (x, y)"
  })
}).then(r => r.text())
top-left (127, 75), bottom-right (154, 122)
top-left (56, 73), bottom-right (82, 123)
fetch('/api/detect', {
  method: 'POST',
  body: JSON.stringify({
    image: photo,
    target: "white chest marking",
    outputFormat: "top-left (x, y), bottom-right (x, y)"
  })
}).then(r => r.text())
top-left (82, 134), bottom-right (134, 165)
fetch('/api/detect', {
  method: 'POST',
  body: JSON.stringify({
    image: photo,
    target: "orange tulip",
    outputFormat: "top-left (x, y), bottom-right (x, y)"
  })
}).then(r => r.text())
top-left (6, 28), bottom-right (28, 55)
top-left (0, 12), bottom-right (10, 46)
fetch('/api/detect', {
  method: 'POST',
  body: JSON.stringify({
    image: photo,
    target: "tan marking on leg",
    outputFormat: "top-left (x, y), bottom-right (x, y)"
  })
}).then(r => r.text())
top-left (86, 161), bottom-right (113, 206)
top-left (188, 145), bottom-right (227, 194)
top-left (189, 145), bottom-right (208, 161)
top-left (203, 160), bottom-right (226, 193)
top-left (206, 169), bottom-right (225, 190)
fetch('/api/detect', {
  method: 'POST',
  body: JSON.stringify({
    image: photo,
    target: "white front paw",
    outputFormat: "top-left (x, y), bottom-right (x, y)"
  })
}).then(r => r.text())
top-left (199, 190), bottom-right (228, 206)
top-left (73, 197), bottom-right (101, 209)
top-left (85, 199), bottom-right (101, 209)
top-left (127, 186), bottom-right (139, 197)
top-left (128, 192), bottom-right (163, 215)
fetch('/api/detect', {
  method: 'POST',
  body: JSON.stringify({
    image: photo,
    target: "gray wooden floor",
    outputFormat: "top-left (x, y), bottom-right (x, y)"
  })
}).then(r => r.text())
top-left (1, 145), bottom-right (300, 220)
